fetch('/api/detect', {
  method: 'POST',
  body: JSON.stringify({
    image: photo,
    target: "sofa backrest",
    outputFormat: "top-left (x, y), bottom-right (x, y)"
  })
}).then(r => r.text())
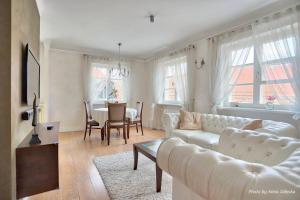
top-left (200, 114), bottom-right (298, 138)
top-left (256, 120), bottom-right (298, 138)
top-left (218, 128), bottom-right (300, 166)
top-left (201, 114), bottom-right (252, 134)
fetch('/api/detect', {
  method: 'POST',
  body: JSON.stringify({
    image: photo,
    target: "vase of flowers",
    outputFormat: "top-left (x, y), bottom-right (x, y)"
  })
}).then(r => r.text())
top-left (265, 95), bottom-right (276, 110)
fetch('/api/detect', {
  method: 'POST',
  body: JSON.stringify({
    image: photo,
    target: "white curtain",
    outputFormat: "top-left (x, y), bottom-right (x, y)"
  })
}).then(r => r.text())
top-left (83, 55), bottom-right (131, 105)
top-left (119, 61), bottom-right (131, 103)
top-left (154, 51), bottom-right (193, 110)
top-left (150, 49), bottom-right (195, 129)
top-left (207, 38), bottom-right (219, 110)
top-left (252, 6), bottom-right (300, 119)
top-left (82, 54), bottom-right (92, 102)
top-left (153, 59), bottom-right (165, 104)
top-left (173, 55), bottom-right (189, 109)
top-left (210, 30), bottom-right (253, 113)
top-left (150, 59), bottom-right (165, 128)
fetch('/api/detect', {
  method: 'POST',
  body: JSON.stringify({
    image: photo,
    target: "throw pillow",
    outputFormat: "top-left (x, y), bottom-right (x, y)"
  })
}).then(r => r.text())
top-left (179, 110), bottom-right (202, 130)
top-left (242, 119), bottom-right (263, 130)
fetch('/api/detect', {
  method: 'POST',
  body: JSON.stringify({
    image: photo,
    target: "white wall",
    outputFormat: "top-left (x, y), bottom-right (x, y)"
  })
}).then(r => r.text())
top-left (194, 39), bottom-right (211, 113)
top-left (40, 42), bottom-right (51, 122)
top-left (49, 49), bottom-right (85, 132)
top-left (128, 60), bottom-right (153, 127)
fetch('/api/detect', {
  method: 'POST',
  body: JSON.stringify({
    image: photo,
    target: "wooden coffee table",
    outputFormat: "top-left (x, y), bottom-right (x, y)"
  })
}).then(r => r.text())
top-left (133, 139), bottom-right (164, 192)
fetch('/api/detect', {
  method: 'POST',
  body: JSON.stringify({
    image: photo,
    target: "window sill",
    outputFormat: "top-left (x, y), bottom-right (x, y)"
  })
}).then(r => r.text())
top-left (157, 102), bottom-right (182, 107)
top-left (218, 106), bottom-right (295, 115)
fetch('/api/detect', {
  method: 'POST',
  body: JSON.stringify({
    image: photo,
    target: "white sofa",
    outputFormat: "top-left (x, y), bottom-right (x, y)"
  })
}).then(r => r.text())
top-left (163, 113), bottom-right (298, 150)
top-left (157, 128), bottom-right (300, 200)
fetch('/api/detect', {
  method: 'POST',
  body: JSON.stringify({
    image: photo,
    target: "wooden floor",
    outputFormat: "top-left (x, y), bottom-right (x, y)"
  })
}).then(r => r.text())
top-left (21, 127), bottom-right (165, 200)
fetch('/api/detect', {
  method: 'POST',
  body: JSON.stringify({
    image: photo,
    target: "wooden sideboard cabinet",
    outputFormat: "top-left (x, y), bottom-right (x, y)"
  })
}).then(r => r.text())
top-left (16, 122), bottom-right (60, 199)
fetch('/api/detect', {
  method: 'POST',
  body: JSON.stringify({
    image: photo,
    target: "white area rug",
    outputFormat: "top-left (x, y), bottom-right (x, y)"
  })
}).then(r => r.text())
top-left (93, 152), bottom-right (172, 200)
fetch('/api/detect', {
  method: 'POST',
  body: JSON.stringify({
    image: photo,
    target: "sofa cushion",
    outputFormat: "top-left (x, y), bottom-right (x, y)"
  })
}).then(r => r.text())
top-left (241, 119), bottom-right (262, 130)
top-left (172, 129), bottom-right (220, 150)
top-left (179, 110), bottom-right (202, 130)
top-left (172, 129), bottom-right (200, 142)
top-left (188, 133), bottom-right (220, 150)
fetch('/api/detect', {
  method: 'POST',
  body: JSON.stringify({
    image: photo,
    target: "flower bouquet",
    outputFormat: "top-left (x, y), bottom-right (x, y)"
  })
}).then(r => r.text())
top-left (265, 95), bottom-right (276, 110)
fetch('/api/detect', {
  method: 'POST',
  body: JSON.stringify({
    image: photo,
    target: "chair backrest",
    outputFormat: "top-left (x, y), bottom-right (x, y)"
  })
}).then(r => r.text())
top-left (136, 101), bottom-right (143, 119)
top-left (84, 101), bottom-right (93, 121)
top-left (105, 100), bottom-right (119, 108)
top-left (108, 103), bottom-right (126, 122)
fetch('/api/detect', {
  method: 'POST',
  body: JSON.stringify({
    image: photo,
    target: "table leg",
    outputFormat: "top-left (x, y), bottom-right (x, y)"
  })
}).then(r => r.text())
top-left (133, 145), bottom-right (138, 170)
top-left (156, 163), bottom-right (162, 192)
top-left (101, 128), bottom-right (104, 141)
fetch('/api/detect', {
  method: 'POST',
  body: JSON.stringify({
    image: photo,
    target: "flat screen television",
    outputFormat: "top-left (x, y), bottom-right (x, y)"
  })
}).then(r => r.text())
top-left (22, 44), bottom-right (40, 106)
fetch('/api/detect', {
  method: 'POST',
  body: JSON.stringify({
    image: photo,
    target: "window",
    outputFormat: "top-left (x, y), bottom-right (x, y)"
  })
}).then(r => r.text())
top-left (164, 66), bottom-right (177, 101)
top-left (229, 46), bottom-right (255, 104)
top-left (161, 56), bottom-right (187, 103)
top-left (228, 37), bottom-right (296, 108)
top-left (259, 37), bottom-right (296, 105)
top-left (91, 63), bottom-right (125, 102)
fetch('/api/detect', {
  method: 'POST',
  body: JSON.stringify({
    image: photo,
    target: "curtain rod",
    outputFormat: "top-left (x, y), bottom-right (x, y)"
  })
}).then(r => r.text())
top-left (206, 3), bottom-right (299, 40)
top-left (50, 47), bottom-right (144, 63)
top-left (168, 44), bottom-right (196, 56)
top-left (147, 44), bottom-right (196, 62)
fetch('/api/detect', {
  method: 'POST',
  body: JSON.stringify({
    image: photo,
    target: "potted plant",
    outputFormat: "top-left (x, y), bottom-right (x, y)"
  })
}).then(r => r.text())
top-left (265, 95), bottom-right (276, 110)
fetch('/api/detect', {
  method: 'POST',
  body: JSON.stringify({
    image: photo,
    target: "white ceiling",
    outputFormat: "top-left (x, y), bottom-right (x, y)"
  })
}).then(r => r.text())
top-left (37, 0), bottom-right (290, 59)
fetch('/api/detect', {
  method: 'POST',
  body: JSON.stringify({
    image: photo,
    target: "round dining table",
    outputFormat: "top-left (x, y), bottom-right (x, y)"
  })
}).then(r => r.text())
top-left (92, 107), bottom-right (138, 127)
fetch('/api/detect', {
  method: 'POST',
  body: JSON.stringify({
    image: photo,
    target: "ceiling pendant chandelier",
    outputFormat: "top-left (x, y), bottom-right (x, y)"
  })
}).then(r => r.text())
top-left (109, 42), bottom-right (129, 78)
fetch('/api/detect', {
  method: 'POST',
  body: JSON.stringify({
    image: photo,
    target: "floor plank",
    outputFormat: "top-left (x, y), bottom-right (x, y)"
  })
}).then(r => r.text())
top-left (21, 127), bottom-right (165, 200)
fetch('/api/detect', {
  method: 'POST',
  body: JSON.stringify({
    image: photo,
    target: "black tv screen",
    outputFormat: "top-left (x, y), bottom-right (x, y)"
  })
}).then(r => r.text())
top-left (22, 44), bottom-right (40, 105)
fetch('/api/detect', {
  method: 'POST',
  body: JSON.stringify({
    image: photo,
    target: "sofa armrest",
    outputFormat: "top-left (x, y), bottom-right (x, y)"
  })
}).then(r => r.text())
top-left (162, 113), bottom-right (180, 137)
top-left (274, 147), bottom-right (300, 185)
top-left (157, 138), bottom-right (300, 200)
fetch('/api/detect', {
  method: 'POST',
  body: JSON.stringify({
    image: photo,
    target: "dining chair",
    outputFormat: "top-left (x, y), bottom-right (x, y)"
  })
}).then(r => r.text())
top-left (128, 101), bottom-right (144, 136)
top-left (105, 100), bottom-right (121, 135)
top-left (106, 103), bottom-right (129, 145)
top-left (83, 101), bottom-right (103, 140)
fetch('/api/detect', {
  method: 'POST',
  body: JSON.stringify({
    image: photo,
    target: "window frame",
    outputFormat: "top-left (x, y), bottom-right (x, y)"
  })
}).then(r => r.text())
top-left (161, 56), bottom-right (187, 104)
top-left (91, 63), bottom-right (126, 103)
top-left (227, 44), bottom-right (296, 110)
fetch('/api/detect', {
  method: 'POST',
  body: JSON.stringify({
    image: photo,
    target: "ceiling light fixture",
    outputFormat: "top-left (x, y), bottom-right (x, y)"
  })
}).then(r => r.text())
top-left (149, 14), bottom-right (155, 23)
top-left (109, 43), bottom-right (129, 78)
